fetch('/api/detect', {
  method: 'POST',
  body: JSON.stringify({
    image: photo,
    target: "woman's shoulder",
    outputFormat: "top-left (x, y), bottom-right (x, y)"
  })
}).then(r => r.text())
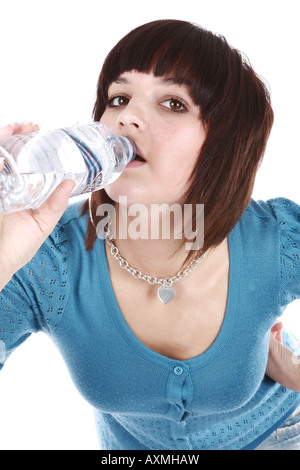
top-left (17, 199), bottom-right (89, 312)
top-left (244, 197), bottom-right (300, 258)
top-left (245, 197), bottom-right (300, 306)
top-left (246, 197), bottom-right (300, 224)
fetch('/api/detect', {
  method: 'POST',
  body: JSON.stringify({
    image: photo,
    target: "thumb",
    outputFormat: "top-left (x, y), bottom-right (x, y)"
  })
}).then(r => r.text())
top-left (39, 179), bottom-right (76, 213)
top-left (0, 124), bottom-right (13, 138)
top-left (271, 321), bottom-right (283, 344)
top-left (31, 180), bottom-right (76, 238)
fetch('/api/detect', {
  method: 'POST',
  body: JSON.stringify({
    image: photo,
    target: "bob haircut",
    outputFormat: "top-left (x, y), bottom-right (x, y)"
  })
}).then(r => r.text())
top-left (81, 19), bottom-right (274, 262)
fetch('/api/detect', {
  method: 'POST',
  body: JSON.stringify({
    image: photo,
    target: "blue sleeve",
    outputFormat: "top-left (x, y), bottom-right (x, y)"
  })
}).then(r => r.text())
top-left (0, 222), bottom-right (70, 370)
top-left (268, 198), bottom-right (300, 307)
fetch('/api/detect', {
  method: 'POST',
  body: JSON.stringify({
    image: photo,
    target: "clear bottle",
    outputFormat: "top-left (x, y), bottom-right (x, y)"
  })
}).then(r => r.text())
top-left (0, 123), bottom-right (135, 213)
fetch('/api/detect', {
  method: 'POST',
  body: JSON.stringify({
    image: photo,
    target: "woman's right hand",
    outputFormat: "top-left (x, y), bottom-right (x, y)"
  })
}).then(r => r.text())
top-left (266, 321), bottom-right (300, 393)
top-left (0, 122), bottom-right (75, 290)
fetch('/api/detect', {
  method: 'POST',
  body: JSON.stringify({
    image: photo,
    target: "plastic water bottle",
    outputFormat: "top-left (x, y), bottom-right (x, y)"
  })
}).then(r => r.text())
top-left (0, 123), bottom-right (135, 213)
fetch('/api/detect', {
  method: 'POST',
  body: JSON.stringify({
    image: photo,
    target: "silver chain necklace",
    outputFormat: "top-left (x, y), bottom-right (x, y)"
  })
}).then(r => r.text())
top-left (105, 223), bottom-right (206, 305)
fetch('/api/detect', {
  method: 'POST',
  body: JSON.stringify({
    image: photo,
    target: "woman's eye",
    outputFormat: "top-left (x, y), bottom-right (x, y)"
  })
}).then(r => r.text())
top-left (162, 98), bottom-right (187, 112)
top-left (108, 96), bottom-right (129, 107)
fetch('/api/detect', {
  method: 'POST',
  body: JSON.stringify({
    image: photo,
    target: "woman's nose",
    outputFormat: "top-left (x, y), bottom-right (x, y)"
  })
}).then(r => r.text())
top-left (117, 102), bottom-right (147, 132)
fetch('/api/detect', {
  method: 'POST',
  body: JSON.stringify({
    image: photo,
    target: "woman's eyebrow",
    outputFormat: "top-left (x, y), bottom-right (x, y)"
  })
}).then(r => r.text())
top-left (113, 77), bottom-right (128, 85)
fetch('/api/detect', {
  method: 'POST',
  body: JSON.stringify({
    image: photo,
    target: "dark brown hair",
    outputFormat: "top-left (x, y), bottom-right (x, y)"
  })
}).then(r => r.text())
top-left (81, 19), bottom-right (274, 261)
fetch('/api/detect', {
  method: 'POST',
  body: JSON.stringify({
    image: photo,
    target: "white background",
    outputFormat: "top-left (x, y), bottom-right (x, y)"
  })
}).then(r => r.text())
top-left (0, 0), bottom-right (299, 450)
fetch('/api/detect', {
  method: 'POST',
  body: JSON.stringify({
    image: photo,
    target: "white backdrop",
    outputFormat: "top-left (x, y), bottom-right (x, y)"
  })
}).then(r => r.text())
top-left (0, 0), bottom-right (299, 450)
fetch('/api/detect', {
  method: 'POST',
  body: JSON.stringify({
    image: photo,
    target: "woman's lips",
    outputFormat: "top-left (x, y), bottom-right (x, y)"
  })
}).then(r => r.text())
top-left (126, 158), bottom-right (147, 168)
top-left (126, 144), bottom-right (147, 168)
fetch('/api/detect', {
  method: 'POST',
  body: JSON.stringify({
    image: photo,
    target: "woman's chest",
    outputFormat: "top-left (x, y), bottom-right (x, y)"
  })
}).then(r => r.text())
top-left (57, 252), bottom-right (275, 414)
top-left (57, 285), bottom-right (270, 415)
top-left (111, 262), bottom-right (229, 361)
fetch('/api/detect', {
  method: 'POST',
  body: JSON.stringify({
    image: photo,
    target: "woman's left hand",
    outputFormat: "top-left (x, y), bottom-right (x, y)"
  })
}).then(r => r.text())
top-left (266, 321), bottom-right (300, 393)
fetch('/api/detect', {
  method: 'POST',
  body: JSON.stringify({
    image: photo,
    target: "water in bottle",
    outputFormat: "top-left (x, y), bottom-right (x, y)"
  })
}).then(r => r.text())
top-left (0, 123), bottom-right (136, 213)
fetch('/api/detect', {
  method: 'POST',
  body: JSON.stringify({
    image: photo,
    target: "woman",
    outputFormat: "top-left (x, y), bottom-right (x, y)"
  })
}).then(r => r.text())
top-left (0, 20), bottom-right (299, 450)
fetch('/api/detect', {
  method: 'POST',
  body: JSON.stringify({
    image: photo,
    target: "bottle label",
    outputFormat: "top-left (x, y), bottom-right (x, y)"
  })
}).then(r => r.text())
top-left (62, 128), bottom-right (103, 195)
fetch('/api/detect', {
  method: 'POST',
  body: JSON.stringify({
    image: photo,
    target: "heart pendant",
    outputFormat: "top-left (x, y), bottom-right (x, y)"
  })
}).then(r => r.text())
top-left (157, 285), bottom-right (176, 304)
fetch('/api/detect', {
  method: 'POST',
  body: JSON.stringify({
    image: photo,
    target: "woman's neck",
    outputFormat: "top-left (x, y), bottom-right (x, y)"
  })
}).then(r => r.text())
top-left (109, 202), bottom-right (194, 278)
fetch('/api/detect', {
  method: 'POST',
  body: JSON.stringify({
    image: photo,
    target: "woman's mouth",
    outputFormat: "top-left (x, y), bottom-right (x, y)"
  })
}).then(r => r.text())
top-left (134, 154), bottom-right (146, 162)
top-left (126, 146), bottom-right (147, 168)
top-left (126, 155), bottom-right (147, 168)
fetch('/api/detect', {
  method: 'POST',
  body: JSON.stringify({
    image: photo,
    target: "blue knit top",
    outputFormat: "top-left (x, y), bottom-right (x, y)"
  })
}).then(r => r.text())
top-left (1, 197), bottom-right (300, 450)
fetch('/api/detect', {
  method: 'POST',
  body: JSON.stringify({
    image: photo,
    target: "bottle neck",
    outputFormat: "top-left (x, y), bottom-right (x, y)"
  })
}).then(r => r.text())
top-left (118, 136), bottom-right (136, 163)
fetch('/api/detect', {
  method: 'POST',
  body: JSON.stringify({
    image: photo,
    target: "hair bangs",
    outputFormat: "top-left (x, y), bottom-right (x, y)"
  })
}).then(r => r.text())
top-left (100, 20), bottom-right (206, 104)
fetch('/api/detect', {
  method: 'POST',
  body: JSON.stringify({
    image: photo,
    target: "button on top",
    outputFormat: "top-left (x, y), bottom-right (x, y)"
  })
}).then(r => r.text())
top-left (173, 366), bottom-right (184, 376)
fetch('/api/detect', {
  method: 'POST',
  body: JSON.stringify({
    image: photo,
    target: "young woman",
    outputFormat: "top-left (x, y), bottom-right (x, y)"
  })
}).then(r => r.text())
top-left (0, 20), bottom-right (299, 450)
